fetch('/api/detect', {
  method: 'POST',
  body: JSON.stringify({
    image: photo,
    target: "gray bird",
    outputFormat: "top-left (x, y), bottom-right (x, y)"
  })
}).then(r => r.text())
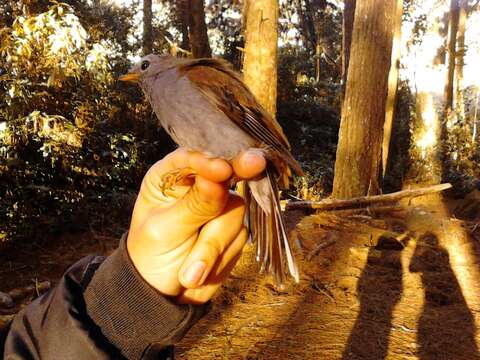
top-left (120, 55), bottom-right (303, 284)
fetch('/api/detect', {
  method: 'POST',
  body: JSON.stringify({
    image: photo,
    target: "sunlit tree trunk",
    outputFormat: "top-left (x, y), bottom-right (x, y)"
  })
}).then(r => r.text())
top-left (341, 0), bottom-right (356, 88)
top-left (445, 0), bottom-right (460, 113)
top-left (332, 0), bottom-right (396, 199)
top-left (411, 92), bottom-right (443, 184)
top-left (473, 89), bottom-right (480, 143)
top-left (455, 0), bottom-right (468, 117)
top-left (382, 0), bottom-right (403, 176)
top-left (243, 0), bottom-right (278, 115)
top-left (406, 4), bottom-right (445, 185)
top-left (315, 41), bottom-right (321, 82)
top-left (142, 0), bottom-right (153, 55)
top-left (188, 0), bottom-right (211, 58)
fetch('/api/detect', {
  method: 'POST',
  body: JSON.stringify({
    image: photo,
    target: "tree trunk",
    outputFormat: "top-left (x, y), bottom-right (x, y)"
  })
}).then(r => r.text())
top-left (445, 0), bottom-right (460, 113)
top-left (315, 41), bottom-right (321, 82)
top-left (341, 0), bottom-right (356, 88)
top-left (142, 0), bottom-right (153, 55)
top-left (382, 0), bottom-right (403, 176)
top-left (297, 0), bottom-right (317, 51)
top-left (188, 0), bottom-right (211, 58)
top-left (243, 0), bottom-right (279, 115)
top-left (179, 0), bottom-right (190, 51)
top-left (332, 0), bottom-right (396, 199)
top-left (455, 0), bottom-right (468, 117)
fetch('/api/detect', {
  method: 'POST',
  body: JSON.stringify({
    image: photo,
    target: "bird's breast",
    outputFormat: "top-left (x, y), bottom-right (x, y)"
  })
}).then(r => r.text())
top-left (146, 70), bottom-right (255, 160)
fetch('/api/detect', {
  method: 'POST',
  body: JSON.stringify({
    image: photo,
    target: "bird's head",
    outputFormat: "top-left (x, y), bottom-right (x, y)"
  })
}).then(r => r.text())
top-left (119, 54), bottom-right (179, 84)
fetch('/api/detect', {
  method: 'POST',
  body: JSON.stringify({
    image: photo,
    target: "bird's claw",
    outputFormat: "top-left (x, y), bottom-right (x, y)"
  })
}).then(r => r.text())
top-left (159, 167), bottom-right (195, 196)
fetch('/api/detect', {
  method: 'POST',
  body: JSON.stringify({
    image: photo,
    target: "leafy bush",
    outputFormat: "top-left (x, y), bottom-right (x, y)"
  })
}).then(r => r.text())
top-left (277, 47), bottom-right (340, 200)
top-left (0, 2), bottom-right (172, 243)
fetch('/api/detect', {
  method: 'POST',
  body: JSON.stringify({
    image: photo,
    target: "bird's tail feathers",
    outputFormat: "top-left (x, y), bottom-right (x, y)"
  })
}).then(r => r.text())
top-left (246, 168), bottom-right (299, 284)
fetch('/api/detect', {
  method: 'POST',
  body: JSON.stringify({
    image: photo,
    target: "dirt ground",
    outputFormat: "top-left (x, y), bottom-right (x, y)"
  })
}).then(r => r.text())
top-left (2, 191), bottom-right (480, 359)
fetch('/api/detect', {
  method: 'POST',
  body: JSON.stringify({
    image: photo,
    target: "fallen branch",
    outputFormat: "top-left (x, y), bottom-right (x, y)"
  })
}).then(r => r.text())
top-left (328, 205), bottom-right (404, 216)
top-left (307, 235), bottom-right (336, 261)
top-left (286, 183), bottom-right (452, 211)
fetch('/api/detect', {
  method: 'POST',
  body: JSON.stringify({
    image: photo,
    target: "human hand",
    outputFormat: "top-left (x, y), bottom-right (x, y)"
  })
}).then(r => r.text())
top-left (126, 148), bottom-right (266, 304)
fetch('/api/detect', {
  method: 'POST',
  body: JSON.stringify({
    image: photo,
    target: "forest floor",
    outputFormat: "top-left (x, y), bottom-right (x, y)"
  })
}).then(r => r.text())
top-left (2, 190), bottom-right (480, 359)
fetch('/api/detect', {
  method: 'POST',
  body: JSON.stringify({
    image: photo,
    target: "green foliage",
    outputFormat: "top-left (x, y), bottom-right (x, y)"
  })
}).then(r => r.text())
top-left (442, 88), bottom-right (480, 194)
top-left (0, 2), bottom-right (171, 243)
top-left (277, 47), bottom-right (340, 200)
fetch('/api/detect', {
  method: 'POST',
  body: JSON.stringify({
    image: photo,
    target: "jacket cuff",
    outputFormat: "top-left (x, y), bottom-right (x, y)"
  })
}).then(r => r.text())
top-left (84, 233), bottom-right (209, 360)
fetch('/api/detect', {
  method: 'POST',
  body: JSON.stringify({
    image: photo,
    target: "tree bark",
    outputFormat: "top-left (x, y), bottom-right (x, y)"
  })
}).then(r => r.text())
top-left (243, 0), bottom-right (279, 115)
top-left (382, 0), bottom-right (403, 176)
top-left (455, 0), bottom-right (468, 117)
top-left (341, 0), bottom-right (356, 88)
top-left (332, 0), bottom-right (396, 199)
top-left (445, 0), bottom-right (460, 113)
top-left (179, 0), bottom-right (190, 51)
top-left (188, 0), bottom-right (211, 58)
top-left (315, 41), bottom-right (321, 82)
top-left (142, 0), bottom-right (153, 55)
top-left (297, 0), bottom-right (317, 51)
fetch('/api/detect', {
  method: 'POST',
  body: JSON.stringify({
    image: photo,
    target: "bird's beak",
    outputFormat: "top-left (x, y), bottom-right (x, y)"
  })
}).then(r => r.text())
top-left (119, 72), bottom-right (139, 83)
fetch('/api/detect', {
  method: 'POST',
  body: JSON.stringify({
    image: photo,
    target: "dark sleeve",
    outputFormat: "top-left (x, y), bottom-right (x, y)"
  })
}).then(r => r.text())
top-left (2, 234), bottom-right (210, 360)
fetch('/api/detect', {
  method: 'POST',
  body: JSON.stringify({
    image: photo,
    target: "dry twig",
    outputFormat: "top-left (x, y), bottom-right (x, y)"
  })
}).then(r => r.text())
top-left (286, 183), bottom-right (452, 211)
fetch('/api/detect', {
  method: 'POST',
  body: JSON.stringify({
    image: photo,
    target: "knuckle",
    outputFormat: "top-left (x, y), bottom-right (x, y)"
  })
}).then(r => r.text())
top-left (203, 237), bottom-right (224, 257)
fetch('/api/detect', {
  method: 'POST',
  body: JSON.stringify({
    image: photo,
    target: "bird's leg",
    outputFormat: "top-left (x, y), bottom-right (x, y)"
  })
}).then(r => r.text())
top-left (159, 167), bottom-right (196, 195)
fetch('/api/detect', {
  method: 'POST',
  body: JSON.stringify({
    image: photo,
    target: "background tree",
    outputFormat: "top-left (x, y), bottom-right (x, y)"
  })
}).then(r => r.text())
top-left (143, 0), bottom-right (153, 55)
top-left (454, 0), bottom-right (468, 117)
top-left (332, 0), bottom-right (398, 199)
top-left (445, 0), bottom-right (460, 113)
top-left (293, 0), bottom-right (340, 83)
top-left (382, 0), bottom-right (404, 176)
top-left (341, 0), bottom-right (356, 89)
top-left (187, 0), bottom-right (212, 58)
top-left (243, 0), bottom-right (279, 115)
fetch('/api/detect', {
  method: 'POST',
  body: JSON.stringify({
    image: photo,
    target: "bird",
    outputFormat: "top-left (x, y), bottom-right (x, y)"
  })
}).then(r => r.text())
top-left (120, 54), bottom-right (303, 284)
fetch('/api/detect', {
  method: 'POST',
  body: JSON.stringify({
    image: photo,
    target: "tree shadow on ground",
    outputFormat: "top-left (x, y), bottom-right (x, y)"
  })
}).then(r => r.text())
top-left (342, 235), bottom-right (404, 360)
top-left (242, 232), bottom-right (408, 359)
top-left (409, 232), bottom-right (479, 360)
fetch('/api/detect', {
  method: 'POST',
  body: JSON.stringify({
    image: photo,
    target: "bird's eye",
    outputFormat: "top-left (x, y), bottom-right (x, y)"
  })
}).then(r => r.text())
top-left (141, 60), bottom-right (150, 71)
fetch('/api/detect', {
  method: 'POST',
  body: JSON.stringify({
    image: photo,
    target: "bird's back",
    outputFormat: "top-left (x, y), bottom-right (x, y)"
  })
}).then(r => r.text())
top-left (144, 64), bottom-right (255, 160)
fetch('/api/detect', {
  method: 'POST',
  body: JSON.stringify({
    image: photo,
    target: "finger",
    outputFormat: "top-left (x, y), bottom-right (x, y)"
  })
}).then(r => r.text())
top-left (178, 194), bottom-right (246, 288)
top-left (188, 152), bottom-right (233, 183)
top-left (139, 149), bottom-right (192, 205)
top-left (142, 149), bottom-right (233, 206)
top-left (205, 226), bottom-right (248, 281)
top-left (177, 227), bottom-right (248, 304)
top-left (158, 149), bottom-right (233, 183)
top-left (167, 175), bottom-right (230, 230)
top-left (232, 149), bottom-right (267, 179)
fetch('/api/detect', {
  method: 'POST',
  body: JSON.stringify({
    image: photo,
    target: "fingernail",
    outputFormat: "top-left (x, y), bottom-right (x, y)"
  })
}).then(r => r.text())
top-left (182, 261), bottom-right (207, 286)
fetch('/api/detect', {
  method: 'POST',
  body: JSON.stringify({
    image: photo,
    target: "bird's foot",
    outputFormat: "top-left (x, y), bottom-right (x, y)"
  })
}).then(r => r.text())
top-left (159, 167), bottom-right (196, 196)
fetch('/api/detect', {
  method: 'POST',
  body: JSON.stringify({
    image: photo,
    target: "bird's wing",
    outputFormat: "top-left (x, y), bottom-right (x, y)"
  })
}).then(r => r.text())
top-left (180, 59), bottom-right (290, 151)
top-left (179, 58), bottom-right (302, 175)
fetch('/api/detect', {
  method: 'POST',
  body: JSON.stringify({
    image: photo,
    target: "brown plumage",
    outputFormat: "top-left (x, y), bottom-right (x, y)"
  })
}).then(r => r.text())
top-left (120, 55), bottom-right (303, 284)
